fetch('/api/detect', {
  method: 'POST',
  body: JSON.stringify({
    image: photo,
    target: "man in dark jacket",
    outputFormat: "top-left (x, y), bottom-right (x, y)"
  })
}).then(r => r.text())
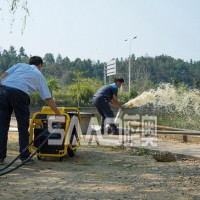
top-left (93, 77), bottom-right (124, 135)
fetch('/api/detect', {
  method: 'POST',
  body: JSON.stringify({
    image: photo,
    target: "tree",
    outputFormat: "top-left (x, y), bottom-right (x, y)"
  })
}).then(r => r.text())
top-left (69, 74), bottom-right (102, 107)
top-left (56, 54), bottom-right (63, 65)
top-left (47, 79), bottom-right (60, 95)
top-left (18, 47), bottom-right (28, 63)
top-left (129, 87), bottom-right (138, 99)
top-left (62, 56), bottom-right (71, 69)
top-left (131, 57), bottom-right (152, 93)
top-left (171, 77), bottom-right (179, 87)
top-left (60, 71), bottom-right (74, 85)
top-left (8, 46), bottom-right (17, 67)
top-left (69, 71), bottom-right (84, 107)
top-left (0, 50), bottom-right (10, 72)
top-left (30, 79), bottom-right (60, 107)
top-left (45, 63), bottom-right (63, 79)
top-left (43, 53), bottom-right (55, 65)
top-left (92, 60), bottom-right (104, 81)
top-left (193, 78), bottom-right (199, 89)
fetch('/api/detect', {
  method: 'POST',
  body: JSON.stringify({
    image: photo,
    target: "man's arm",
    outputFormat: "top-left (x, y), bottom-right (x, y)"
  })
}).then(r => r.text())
top-left (110, 94), bottom-right (121, 108)
top-left (0, 72), bottom-right (8, 83)
top-left (45, 98), bottom-right (61, 115)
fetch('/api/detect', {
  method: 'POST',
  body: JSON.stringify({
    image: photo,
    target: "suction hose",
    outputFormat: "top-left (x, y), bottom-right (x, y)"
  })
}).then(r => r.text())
top-left (0, 128), bottom-right (52, 177)
top-left (0, 129), bottom-right (48, 172)
top-left (114, 104), bottom-right (126, 123)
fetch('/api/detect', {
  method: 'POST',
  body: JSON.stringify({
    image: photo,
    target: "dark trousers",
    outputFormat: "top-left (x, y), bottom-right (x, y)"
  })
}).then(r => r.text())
top-left (93, 96), bottom-right (118, 134)
top-left (0, 86), bottom-right (30, 159)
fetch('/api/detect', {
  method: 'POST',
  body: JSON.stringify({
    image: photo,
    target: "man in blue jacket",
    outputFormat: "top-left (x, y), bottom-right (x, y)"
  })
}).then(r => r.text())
top-left (93, 77), bottom-right (124, 135)
top-left (0, 56), bottom-right (61, 165)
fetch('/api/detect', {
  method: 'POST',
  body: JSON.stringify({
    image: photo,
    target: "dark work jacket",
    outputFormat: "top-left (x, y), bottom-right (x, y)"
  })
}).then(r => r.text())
top-left (93, 84), bottom-right (118, 102)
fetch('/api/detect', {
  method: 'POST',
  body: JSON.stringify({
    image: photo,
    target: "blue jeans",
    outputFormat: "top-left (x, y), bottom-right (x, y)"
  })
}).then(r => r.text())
top-left (0, 85), bottom-right (30, 159)
top-left (93, 96), bottom-right (118, 134)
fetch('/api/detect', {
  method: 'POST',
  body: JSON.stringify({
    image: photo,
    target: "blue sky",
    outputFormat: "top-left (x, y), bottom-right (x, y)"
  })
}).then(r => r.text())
top-left (0, 0), bottom-right (200, 62)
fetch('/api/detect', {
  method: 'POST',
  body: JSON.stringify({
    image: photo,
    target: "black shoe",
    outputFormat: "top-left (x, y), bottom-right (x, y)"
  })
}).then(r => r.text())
top-left (107, 127), bottom-right (112, 134)
top-left (21, 158), bottom-right (35, 165)
top-left (0, 158), bottom-right (4, 165)
top-left (112, 131), bottom-right (119, 135)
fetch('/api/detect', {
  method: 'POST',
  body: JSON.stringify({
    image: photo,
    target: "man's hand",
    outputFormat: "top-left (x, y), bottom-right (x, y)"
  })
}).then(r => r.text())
top-left (45, 98), bottom-right (61, 115)
top-left (112, 94), bottom-right (121, 108)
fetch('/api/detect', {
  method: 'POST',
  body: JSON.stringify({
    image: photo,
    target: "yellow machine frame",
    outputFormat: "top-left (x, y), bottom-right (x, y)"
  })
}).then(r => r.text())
top-left (29, 106), bottom-right (81, 159)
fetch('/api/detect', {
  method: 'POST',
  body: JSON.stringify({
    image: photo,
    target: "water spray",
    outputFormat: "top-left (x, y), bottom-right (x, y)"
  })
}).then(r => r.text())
top-left (115, 83), bottom-right (200, 131)
top-left (115, 92), bottom-right (156, 122)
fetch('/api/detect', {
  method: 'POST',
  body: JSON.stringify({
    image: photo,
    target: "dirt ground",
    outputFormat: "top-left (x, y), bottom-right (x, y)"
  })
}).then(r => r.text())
top-left (0, 132), bottom-right (200, 200)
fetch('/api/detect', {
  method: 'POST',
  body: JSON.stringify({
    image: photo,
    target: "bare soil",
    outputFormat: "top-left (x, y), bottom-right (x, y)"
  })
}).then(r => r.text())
top-left (0, 132), bottom-right (200, 200)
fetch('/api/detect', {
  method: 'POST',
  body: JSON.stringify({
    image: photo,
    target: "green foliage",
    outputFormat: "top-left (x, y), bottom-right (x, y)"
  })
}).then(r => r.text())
top-left (171, 77), bottom-right (179, 87)
top-left (53, 88), bottom-right (76, 106)
top-left (47, 79), bottom-right (60, 95)
top-left (29, 92), bottom-right (43, 106)
top-left (29, 79), bottom-right (60, 107)
top-left (0, 50), bottom-right (10, 73)
top-left (117, 91), bottom-right (129, 104)
top-left (69, 73), bottom-right (103, 107)
top-left (176, 82), bottom-right (188, 95)
top-left (18, 47), bottom-right (28, 63)
top-left (129, 87), bottom-right (138, 99)
top-left (193, 78), bottom-right (199, 89)
top-left (1, 46), bottom-right (200, 107)
top-left (43, 53), bottom-right (55, 65)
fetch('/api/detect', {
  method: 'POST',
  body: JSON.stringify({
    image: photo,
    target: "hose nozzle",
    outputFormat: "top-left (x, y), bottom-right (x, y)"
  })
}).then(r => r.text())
top-left (122, 104), bottom-right (126, 108)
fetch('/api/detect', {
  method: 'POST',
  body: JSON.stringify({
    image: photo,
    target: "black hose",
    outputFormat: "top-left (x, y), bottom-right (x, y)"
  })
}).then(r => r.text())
top-left (0, 129), bottom-right (53, 177)
top-left (0, 129), bottom-right (48, 172)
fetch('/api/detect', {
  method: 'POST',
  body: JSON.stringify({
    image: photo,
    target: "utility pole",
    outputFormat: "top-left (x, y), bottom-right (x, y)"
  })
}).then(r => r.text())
top-left (125, 36), bottom-right (137, 94)
top-left (104, 63), bottom-right (106, 85)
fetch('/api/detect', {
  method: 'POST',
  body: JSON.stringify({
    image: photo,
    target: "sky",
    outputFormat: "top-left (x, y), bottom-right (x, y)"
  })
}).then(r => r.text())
top-left (0, 0), bottom-right (200, 62)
